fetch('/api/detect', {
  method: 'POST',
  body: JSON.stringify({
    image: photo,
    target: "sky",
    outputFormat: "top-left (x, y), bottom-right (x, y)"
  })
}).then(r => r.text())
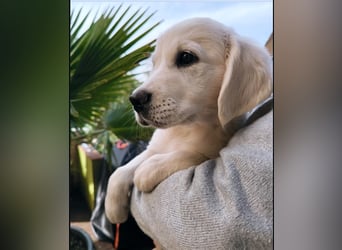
top-left (71, 0), bottom-right (273, 45)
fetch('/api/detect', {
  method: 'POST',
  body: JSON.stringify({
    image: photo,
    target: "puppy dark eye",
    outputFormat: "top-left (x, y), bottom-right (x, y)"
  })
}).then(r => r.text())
top-left (176, 51), bottom-right (199, 67)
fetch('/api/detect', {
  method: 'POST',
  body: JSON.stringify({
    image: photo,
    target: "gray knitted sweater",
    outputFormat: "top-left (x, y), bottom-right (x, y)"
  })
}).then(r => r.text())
top-left (131, 111), bottom-right (273, 250)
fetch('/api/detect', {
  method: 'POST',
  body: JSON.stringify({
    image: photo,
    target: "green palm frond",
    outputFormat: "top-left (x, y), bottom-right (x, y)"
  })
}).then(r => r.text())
top-left (70, 5), bottom-right (160, 139)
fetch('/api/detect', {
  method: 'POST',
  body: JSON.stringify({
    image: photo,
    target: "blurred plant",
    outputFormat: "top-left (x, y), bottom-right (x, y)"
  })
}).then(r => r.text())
top-left (70, 5), bottom-right (158, 163)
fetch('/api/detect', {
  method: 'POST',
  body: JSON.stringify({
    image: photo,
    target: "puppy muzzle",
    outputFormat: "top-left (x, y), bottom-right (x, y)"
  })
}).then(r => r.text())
top-left (129, 90), bottom-right (152, 113)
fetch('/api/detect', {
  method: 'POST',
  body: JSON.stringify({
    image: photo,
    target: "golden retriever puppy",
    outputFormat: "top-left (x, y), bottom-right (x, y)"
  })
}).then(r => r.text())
top-left (105, 17), bottom-right (272, 224)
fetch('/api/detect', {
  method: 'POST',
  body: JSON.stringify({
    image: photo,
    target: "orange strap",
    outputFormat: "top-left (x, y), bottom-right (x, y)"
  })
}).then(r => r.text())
top-left (114, 223), bottom-right (120, 249)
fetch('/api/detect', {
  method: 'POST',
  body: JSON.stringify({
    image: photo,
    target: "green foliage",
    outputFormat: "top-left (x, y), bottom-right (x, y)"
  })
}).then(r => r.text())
top-left (70, 5), bottom-right (158, 145)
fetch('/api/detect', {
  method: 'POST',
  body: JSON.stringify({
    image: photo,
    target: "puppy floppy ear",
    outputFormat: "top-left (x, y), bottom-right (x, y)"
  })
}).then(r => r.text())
top-left (218, 33), bottom-right (273, 130)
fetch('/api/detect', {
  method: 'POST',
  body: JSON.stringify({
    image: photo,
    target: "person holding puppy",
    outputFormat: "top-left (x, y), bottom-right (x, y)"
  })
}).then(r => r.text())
top-left (105, 18), bottom-right (273, 250)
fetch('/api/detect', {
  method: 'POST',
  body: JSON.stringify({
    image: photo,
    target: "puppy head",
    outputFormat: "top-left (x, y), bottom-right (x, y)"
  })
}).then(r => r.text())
top-left (130, 18), bottom-right (272, 130)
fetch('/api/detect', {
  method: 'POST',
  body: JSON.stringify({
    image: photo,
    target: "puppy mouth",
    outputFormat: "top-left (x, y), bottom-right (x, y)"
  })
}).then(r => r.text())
top-left (135, 111), bottom-right (171, 128)
top-left (136, 113), bottom-right (152, 127)
top-left (134, 98), bottom-right (178, 128)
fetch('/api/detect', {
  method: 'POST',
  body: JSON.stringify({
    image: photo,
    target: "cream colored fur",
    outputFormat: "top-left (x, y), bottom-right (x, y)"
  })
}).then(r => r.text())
top-left (105, 18), bottom-right (272, 225)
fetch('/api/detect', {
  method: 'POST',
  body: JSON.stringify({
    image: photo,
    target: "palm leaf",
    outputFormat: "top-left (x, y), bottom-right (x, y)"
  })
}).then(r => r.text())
top-left (70, 5), bottom-right (160, 141)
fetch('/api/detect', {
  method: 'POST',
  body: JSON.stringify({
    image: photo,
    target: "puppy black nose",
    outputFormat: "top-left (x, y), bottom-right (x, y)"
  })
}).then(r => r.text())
top-left (129, 90), bottom-right (152, 112)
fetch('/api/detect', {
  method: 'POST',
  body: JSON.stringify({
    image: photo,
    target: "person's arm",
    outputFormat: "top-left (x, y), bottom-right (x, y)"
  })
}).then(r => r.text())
top-left (131, 111), bottom-right (273, 250)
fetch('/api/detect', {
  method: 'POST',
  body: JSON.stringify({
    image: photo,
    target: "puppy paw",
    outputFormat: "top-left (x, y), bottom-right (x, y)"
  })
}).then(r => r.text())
top-left (105, 167), bottom-right (133, 223)
top-left (133, 159), bottom-right (161, 192)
